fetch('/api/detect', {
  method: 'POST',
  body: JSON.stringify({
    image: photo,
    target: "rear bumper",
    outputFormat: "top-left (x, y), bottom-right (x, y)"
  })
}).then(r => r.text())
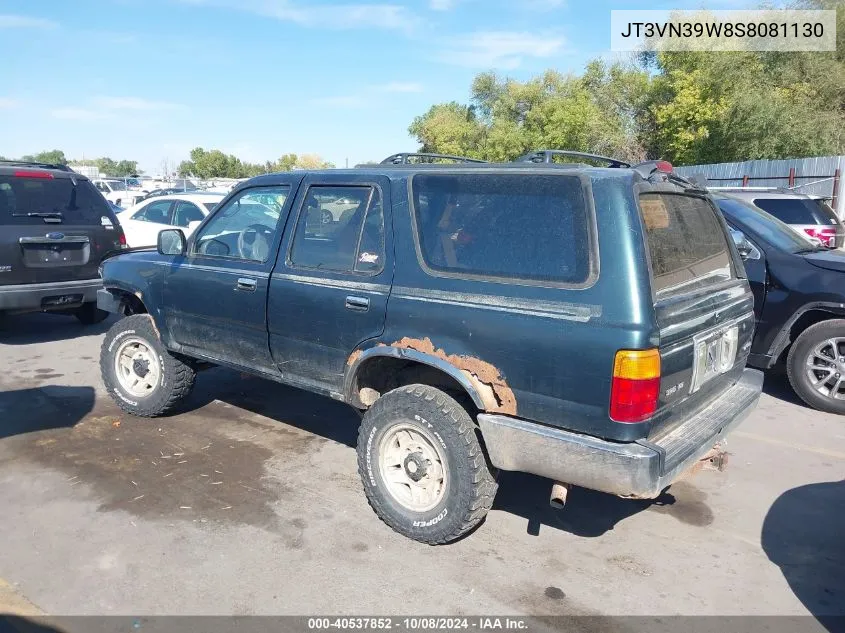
top-left (477, 368), bottom-right (763, 498)
top-left (0, 278), bottom-right (102, 313)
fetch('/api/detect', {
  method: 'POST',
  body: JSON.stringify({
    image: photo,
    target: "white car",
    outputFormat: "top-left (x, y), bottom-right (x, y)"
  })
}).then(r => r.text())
top-left (118, 192), bottom-right (225, 248)
top-left (92, 179), bottom-right (146, 208)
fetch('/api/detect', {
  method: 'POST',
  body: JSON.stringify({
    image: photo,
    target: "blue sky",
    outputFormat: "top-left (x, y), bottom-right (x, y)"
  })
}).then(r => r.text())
top-left (0, 0), bottom-right (757, 174)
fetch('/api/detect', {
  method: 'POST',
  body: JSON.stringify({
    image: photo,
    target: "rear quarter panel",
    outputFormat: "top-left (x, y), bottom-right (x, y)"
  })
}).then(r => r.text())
top-left (370, 171), bottom-right (655, 442)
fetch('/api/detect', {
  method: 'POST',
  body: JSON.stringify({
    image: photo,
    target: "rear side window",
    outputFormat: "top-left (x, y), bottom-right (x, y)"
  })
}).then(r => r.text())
top-left (640, 193), bottom-right (734, 295)
top-left (753, 197), bottom-right (839, 225)
top-left (0, 175), bottom-right (115, 225)
top-left (411, 174), bottom-right (592, 285)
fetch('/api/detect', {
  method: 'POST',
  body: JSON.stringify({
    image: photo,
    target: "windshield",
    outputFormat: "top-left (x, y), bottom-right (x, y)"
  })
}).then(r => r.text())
top-left (715, 196), bottom-right (815, 253)
top-left (105, 180), bottom-right (127, 191)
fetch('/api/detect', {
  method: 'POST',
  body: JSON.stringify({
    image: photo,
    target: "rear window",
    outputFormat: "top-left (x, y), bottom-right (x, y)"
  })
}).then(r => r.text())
top-left (752, 197), bottom-right (839, 225)
top-left (411, 173), bottom-right (592, 285)
top-left (0, 175), bottom-right (115, 226)
top-left (640, 193), bottom-right (734, 294)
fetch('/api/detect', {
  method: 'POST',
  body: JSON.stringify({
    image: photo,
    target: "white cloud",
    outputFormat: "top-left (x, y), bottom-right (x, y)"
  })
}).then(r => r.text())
top-left (429, 0), bottom-right (455, 10)
top-left (311, 95), bottom-right (367, 108)
top-left (51, 108), bottom-right (107, 121)
top-left (0, 97), bottom-right (19, 109)
top-left (51, 97), bottom-right (186, 122)
top-left (377, 82), bottom-right (424, 93)
top-left (92, 96), bottom-right (184, 111)
top-left (436, 31), bottom-right (566, 69)
top-left (0, 14), bottom-right (58, 29)
top-left (182, 1), bottom-right (420, 33)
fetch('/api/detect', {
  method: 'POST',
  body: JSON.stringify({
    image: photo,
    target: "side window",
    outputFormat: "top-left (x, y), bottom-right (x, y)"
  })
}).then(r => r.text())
top-left (289, 185), bottom-right (384, 274)
top-left (194, 185), bottom-right (290, 262)
top-left (133, 201), bottom-right (173, 224)
top-left (172, 201), bottom-right (205, 227)
top-left (95, 182), bottom-right (107, 193)
top-left (411, 174), bottom-right (591, 284)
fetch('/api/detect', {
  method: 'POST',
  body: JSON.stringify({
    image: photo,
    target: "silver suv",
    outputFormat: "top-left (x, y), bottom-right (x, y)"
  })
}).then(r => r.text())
top-left (711, 187), bottom-right (843, 249)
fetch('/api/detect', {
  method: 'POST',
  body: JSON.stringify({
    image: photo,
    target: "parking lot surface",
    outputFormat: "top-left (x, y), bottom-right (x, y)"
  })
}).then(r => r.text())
top-left (1, 313), bottom-right (843, 618)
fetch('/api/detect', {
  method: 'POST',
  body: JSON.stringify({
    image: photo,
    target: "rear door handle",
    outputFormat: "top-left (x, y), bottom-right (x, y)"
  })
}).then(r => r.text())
top-left (236, 277), bottom-right (257, 292)
top-left (345, 295), bottom-right (370, 311)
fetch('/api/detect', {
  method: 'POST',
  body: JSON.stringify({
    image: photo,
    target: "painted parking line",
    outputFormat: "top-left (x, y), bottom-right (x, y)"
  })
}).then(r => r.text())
top-left (0, 578), bottom-right (43, 616)
top-left (733, 431), bottom-right (845, 460)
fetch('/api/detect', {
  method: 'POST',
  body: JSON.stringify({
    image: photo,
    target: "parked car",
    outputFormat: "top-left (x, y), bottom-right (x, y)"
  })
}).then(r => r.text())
top-left (711, 187), bottom-right (843, 248)
top-left (0, 161), bottom-right (127, 323)
top-left (92, 179), bottom-right (146, 208)
top-left (118, 193), bottom-right (225, 248)
top-left (714, 192), bottom-right (845, 414)
top-left (96, 154), bottom-right (762, 544)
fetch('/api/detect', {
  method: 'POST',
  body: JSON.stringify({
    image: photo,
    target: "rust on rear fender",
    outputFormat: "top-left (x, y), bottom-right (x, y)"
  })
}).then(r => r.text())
top-left (388, 337), bottom-right (517, 416)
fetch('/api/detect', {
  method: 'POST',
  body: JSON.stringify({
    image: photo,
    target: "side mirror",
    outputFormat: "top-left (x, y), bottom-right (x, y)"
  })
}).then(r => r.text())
top-left (187, 220), bottom-right (202, 232)
top-left (158, 229), bottom-right (186, 256)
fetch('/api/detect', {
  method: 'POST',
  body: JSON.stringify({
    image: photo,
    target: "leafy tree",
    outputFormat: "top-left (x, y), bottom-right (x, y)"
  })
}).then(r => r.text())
top-left (20, 150), bottom-right (67, 165)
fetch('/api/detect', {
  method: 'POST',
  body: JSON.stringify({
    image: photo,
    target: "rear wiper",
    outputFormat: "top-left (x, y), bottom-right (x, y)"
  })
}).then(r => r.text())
top-left (12, 212), bottom-right (64, 223)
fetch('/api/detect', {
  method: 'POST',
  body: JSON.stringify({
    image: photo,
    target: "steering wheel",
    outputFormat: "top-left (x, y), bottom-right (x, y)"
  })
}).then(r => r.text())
top-left (237, 224), bottom-right (273, 261)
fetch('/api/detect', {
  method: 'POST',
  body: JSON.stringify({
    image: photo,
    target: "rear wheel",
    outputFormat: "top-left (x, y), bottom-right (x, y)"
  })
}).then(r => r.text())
top-left (100, 315), bottom-right (196, 417)
top-left (75, 302), bottom-right (109, 325)
top-left (357, 384), bottom-right (497, 544)
top-left (787, 319), bottom-right (845, 415)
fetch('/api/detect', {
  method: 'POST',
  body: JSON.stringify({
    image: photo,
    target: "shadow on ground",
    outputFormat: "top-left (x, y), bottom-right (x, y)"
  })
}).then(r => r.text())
top-left (178, 367), bottom-right (360, 448)
top-left (0, 386), bottom-right (96, 440)
top-left (0, 312), bottom-right (116, 346)
top-left (762, 479), bottom-right (845, 629)
top-left (762, 372), bottom-right (806, 408)
top-left (493, 472), bottom-right (715, 538)
top-left (0, 616), bottom-right (69, 633)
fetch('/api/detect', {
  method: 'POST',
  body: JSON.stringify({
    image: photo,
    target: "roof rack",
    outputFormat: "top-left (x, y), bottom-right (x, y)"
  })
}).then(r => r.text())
top-left (0, 159), bottom-right (73, 172)
top-left (517, 150), bottom-right (631, 168)
top-left (379, 152), bottom-right (487, 165)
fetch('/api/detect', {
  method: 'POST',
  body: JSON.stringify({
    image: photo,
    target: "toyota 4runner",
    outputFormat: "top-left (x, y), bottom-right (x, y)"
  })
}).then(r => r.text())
top-left (96, 152), bottom-right (763, 544)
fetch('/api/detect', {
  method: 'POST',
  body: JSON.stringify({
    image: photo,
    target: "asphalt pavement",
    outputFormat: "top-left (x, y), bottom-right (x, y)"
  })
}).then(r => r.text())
top-left (0, 312), bottom-right (843, 619)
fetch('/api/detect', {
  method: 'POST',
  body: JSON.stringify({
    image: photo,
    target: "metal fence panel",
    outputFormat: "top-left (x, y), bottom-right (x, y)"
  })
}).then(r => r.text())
top-left (675, 155), bottom-right (845, 217)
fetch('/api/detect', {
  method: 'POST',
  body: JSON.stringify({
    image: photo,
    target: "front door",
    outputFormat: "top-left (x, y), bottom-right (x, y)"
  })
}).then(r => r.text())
top-left (268, 175), bottom-right (393, 393)
top-left (161, 180), bottom-right (299, 375)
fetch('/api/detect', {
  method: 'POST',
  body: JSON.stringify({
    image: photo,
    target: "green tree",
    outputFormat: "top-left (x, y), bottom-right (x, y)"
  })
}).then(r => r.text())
top-left (21, 150), bottom-right (67, 165)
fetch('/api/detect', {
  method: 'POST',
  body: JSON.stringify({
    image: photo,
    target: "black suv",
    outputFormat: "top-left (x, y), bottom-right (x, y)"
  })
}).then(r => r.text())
top-left (96, 153), bottom-right (762, 543)
top-left (0, 162), bottom-right (127, 324)
top-left (715, 192), bottom-right (845, 414)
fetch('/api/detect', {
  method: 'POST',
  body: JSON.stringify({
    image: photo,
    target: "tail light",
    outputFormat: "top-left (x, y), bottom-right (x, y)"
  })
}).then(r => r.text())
top-left (610, 349), bottom-right (661, 423)
top-left (803, 227), bottom-right (837, 248)
top-left (118, 231), bottom-right (128, 249)
top-left (655, 160), bottom-right (673, 173)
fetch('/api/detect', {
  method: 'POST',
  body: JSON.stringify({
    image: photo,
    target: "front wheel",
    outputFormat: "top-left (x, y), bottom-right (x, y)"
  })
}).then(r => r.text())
top-left (787, 319), bottom-right (845, 415)
top-left (100, 314), bottom-right (196, 417)
top-left (357, 384), bottom-right (497, 544)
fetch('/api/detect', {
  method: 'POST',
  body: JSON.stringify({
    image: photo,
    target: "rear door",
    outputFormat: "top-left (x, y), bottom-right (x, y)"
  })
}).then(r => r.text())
top-left (0, 170), bottom-right (123, 287)
top-left (639, 191), bottom-right (756, 434)
top-left (268, 175), bottom-right (392, 393)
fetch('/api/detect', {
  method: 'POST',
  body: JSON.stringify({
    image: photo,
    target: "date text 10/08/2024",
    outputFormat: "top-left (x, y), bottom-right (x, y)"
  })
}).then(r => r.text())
top-left (307, 618), bottom-right (529, 630)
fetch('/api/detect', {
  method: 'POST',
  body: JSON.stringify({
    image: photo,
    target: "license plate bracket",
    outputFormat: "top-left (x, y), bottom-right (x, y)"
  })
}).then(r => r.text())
top-left (691, 325), bottom-right (739, 393)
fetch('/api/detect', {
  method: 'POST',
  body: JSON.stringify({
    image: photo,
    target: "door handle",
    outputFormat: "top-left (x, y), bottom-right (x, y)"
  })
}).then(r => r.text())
top-left (345, 295), bottom-right (370, 311)
top-left (236, 277), bottom-right (257, 291)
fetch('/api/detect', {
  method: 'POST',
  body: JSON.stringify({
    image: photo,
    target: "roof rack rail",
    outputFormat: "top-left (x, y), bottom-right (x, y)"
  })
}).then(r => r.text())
top-left (379, 152), bottom-right (487, 165)
top-left (517, 150), bottom-right (630, 168)
top-left (0, 159), bottom-right (73, 172)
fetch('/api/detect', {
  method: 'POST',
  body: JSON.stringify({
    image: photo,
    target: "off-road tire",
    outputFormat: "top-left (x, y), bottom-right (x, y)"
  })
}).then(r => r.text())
top-left (357, 384), bottom-right (497, 544)
top-left (75, 302), bottom-right (109, 325)
top-left (787, 319), bottom-right (845, 415)
top-left (100, 314), bottom-right (196, 417)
